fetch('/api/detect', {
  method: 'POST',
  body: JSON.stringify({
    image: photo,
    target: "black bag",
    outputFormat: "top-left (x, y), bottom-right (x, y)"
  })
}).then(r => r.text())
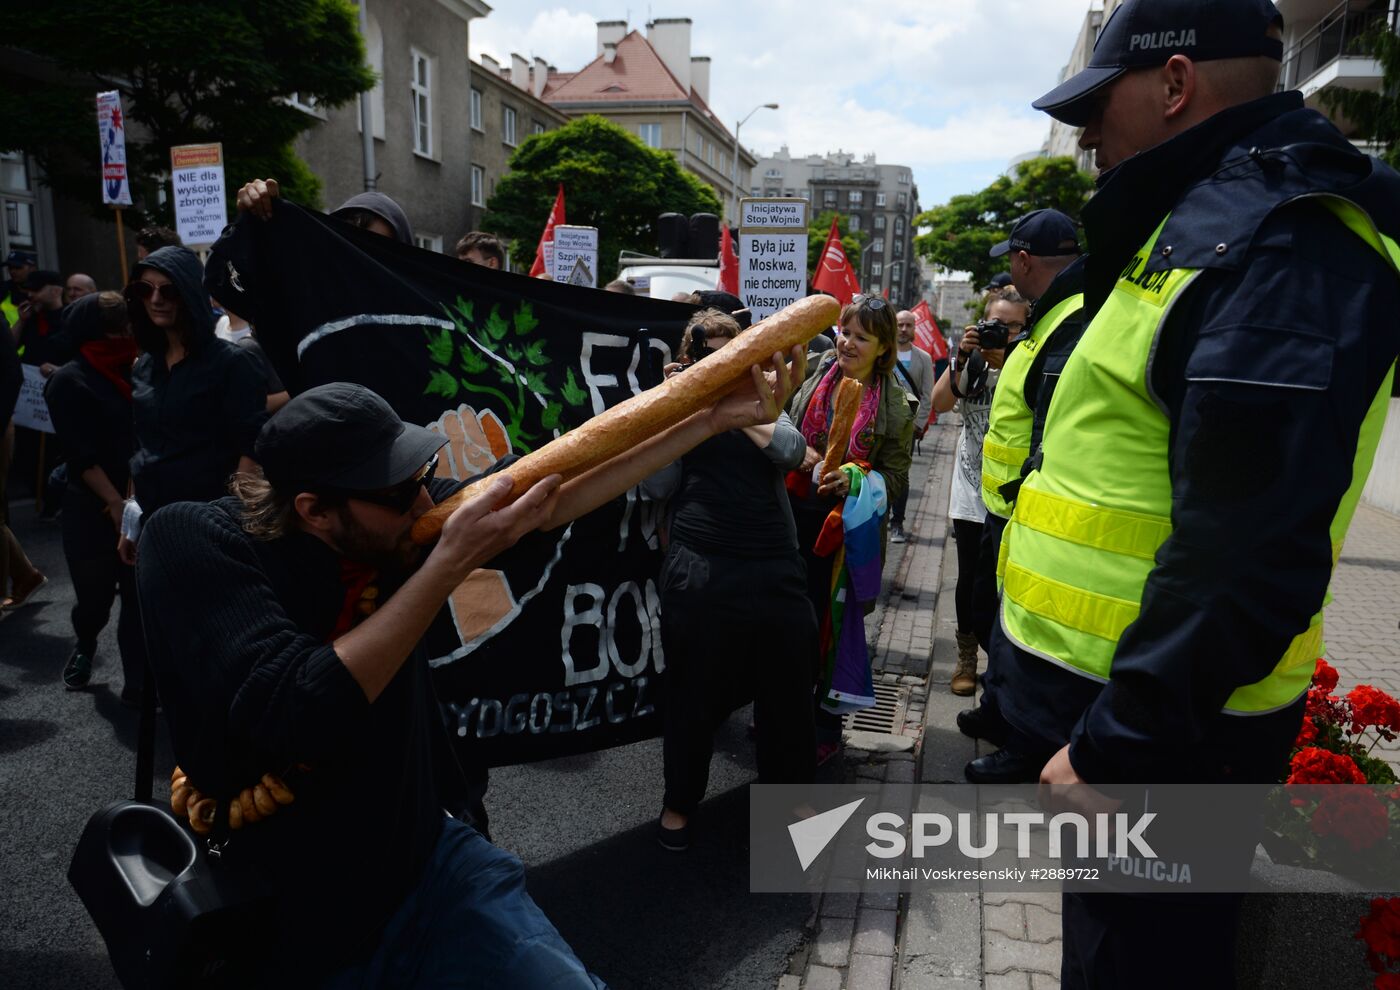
top-left (68, 669), bottom-right (278, 988)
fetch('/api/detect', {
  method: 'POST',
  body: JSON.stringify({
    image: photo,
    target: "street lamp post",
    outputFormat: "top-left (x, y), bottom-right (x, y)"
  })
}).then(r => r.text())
top-left (731, 102), bottom-right (778, 224)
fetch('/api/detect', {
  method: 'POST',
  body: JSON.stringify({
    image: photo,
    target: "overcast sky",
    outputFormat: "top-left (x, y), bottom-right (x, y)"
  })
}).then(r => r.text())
top-left (470, 1), bottom-right (1094, 210)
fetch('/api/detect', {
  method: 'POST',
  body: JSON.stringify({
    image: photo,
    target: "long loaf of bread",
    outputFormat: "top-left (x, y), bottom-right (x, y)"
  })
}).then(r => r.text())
top-left (411, 294), bottom-right (840, 544)
top-left (820, 377), bottom-right (865, 479)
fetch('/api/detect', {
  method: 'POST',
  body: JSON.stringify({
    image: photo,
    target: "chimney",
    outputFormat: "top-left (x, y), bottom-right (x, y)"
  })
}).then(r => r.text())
top-left (690, 55), bottom-right (710, 104)
top-left (597, 19), bottom-right (627, 56)
top-left (646, 17), bottom-right (691, 94)
top-left (481, 53), bottom-right (500, 77)
top-left (510, 53), bottom-right (529, 90)
top-left (532, 56), bottom-right (548, 98)
top-left (603, 42), bottom-right (617, 64)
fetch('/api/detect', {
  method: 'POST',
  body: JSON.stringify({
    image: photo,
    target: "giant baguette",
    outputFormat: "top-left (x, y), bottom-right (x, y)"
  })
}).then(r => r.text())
top-left (412, 294), bottom-right (839, 544)
top-left (820, 377), bottom-right (865, 479)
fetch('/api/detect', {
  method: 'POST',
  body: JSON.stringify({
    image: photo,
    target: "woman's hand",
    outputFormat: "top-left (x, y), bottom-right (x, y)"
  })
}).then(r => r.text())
top-left (817, 469), bottom-right (851, 498)
top-left (800, 445), bottom-right (822, 473)
top-left (117, 533), bottom-right (137, 566)
top-left (958, 326), bottom-right (980, 357)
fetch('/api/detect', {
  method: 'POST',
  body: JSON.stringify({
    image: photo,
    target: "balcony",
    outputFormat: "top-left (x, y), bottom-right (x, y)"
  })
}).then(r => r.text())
top-left (1278, 0), bottom-right (1395, 99)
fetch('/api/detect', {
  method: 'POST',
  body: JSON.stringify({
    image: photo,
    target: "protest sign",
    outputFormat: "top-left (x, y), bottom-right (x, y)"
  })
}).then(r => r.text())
top-left (13, 365), bottom-right (54, 434)
top-left (551, 225), bottom-right (599, 287)
top-left (207, 203), bottom-right (695, 767)
top-left (96, 91), bottom-right (131, 207)
top-left (170, 143), bottom-right (227, 246)
top-left (739, 198), bottom-right (807, 321)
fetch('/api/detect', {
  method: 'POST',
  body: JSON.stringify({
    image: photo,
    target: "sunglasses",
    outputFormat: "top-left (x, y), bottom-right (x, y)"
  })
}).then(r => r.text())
top-left (330, 456), bottom-right (439, 514)
top-left (856, 295), bottom-right (889, 312)
top-left (125, 280), bottom-right (181, 304)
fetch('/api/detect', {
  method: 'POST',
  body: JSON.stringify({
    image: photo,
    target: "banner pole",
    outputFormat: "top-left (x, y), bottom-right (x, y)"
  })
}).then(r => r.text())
top-left (113, 206), bottom-right (129, 284)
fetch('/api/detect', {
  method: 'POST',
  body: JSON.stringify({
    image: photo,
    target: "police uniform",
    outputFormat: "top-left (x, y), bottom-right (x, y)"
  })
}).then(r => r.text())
top-left (997, 0), bottom-right (1400, 981)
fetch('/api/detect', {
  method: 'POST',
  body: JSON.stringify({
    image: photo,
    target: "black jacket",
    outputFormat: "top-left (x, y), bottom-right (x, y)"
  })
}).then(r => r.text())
top-left (990, 92), bottom-right (1400, 784)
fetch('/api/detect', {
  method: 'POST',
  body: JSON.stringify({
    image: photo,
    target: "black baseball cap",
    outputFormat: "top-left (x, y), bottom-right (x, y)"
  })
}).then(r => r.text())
top-left (1034, 0), bottom-right (1284, 126)
top-left (5, 250), bottom-right (36, 268)
top-left (22, 269), bottom-right (63, 290)
top-left (983, 272), bottom-right (1014, 290)
top-left (989, 210), bottom-right (1081, 259)
top-left (255, 383), bottom-right (445, 491)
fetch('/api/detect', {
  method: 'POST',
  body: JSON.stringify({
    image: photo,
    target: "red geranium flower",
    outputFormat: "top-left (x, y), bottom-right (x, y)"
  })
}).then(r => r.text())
top-left (1377, 972), bottom-right (1400, 990)
top-left (1288, 746), bottom-right (1368, 785)
top-left (1315, 658), bottom-right (1340, 694)
top-left (1293, 717), bottom-right (1319, 749)
top-left (1311, 789), bottom-right (1389, 851)
top-left (1358, 897), bottom-right (1400, 974)
top-left (1348, 685), bottom-right (1400, 736)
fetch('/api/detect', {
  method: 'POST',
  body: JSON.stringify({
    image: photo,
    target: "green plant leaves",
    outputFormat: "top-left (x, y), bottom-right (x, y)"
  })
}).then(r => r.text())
top-left (425, 368), bottom-right (458, 399)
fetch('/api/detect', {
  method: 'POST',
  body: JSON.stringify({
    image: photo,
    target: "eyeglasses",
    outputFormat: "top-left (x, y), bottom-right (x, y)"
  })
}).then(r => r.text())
top-left (855, 295), bottom-right (889, 312)
top-left (332, 456), bottom-right (439, 514)
top-left (125, 280), bottom-right (181, 304)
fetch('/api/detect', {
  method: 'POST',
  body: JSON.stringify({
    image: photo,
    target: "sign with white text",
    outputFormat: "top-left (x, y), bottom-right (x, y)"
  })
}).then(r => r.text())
top-left (13, 365), bottom-right (54, 433)
top-left (96, 91), bottom-right (131, 206)
top-left (739, 198), bottom-right (808, 321)
top-left (551, 225), bottom-right (599, 287)
top-left (170, 143), bottom-right (227, 246)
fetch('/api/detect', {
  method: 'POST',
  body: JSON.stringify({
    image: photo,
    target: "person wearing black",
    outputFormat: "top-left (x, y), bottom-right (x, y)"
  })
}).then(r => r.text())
top-left (135, 352), bottom-right (800, 982)
top-left (645, 309), bottom-right (817, 851)
top-left (118, 246), bottom-right (266, 564)
top-left (43, 291), bottom-right (145, 696)
top-left (15, 268), bottom-right (71, 371)
top-left (0, 299), bottom-right (44, 615)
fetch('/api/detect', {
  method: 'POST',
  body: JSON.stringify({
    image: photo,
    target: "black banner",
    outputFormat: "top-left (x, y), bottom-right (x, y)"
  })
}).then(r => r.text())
top-left (207, 203), bottom-right (694, 766)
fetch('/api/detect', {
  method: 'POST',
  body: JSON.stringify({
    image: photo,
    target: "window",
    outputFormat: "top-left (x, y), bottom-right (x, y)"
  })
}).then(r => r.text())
top-left (890, 262), bottom-right (902, 283)
top-left (848, 190), bottom-right (863, 206)
top-left (849, 215), bottom-right (860, 232)
top-left (799, 189), bottom-right (811, 200)
top-left (357, 13), bottom-right (385, 140)
top-left (784, 188), bottom-right (795, 197)
top-left (899, 172), bottom-right (910, 184)
top-left (765, 168), bottom-right (782, 178)
top-left (415, 233), bottom-right (443, 253)
top-left (750, 187), bottom-right (760, 196)
top-left (639, 123), bottom-right (662, 148)
top-left (875, 192), bottom-right (887, 207)
top-left (471, 165), bottom-right (485, 207)
top-left (823, 190), bottom-right (837, 207)
top-left (411, 49), bottom-right (433, 157)
top-left (0, 151), bottom-right (38, 257)
top-left (872, 237), bottom-right (885, 254)
top-left (897, 192), bottom-right (907, 208)
top-left (894, 216), bottom-right (905, 235)
top-left (874, 214), bottom-right (886, 230)
top-left (719, 153), bottom-right (727, 174)
top-left (502, 106), bottom-right (517, 146)
top-left (469, 88), bottom-right (483, 131)
top-left (533, 120), bottom-right (546, 136)
top-left (765, 188), bottom-right (780, 197)
top-left (894, 237), bottom-right (904, 256)
top-left (706, 142), bottom-right (715, 167)
top-left (871, 261), bottom-right (883, 278)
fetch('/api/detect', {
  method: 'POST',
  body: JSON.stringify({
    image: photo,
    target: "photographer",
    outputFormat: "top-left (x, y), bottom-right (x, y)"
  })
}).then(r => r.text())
top-left (930, 287), bottom-right (1029, 698)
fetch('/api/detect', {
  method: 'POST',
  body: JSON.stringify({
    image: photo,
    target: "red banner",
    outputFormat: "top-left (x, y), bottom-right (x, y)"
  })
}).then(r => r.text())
top-left (911, 301), bottom-right (947, 361)
top-left (811, 218), bottom-right (861, 306)
top-left (719, 224), bottom-right (739, 295)
top-left (529, 184), bottom-right (566, 278)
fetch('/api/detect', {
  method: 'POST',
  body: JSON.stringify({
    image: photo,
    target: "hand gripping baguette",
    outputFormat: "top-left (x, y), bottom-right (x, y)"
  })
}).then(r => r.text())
top-left (411, 294), bottom-right (839, 544)
top-left (820, 377), bottom-right (865, 479)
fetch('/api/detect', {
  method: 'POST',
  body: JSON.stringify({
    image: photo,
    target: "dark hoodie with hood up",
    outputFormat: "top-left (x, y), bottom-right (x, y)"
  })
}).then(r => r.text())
top-left (129, 245), bottom-right (267, 513)
top-left (330, 192), bottom-right (414, 245)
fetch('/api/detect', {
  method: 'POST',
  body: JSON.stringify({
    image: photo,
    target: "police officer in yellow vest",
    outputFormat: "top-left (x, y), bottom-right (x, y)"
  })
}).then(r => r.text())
top-left (990, 0), bottom-right (1400, 984)
top-left (958, 210), bottom-right (1085, 782)
top-left (2, 250), bottom-right (36, 331)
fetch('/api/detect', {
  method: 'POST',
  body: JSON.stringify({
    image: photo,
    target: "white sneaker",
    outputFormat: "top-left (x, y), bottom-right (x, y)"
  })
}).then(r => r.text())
top-left (890, 525), bottom-right (907, 544)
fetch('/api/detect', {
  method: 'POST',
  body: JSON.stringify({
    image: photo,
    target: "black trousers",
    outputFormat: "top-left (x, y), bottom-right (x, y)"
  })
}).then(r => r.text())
top-left (1061, 892), bottom-right (1242, 989)
top-left (971, 511), bottom-right (1007, 652)
top-left (61, 500), bottom-right (145, 694)
top-left (660, 543), bottom-right (817, 816)
top-left (951, 518), bottom-right (983, 635)
top-left (792, 496), bottom-right (844, 745)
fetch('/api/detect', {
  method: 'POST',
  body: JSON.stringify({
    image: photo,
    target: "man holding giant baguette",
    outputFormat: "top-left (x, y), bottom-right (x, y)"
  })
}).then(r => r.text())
top-left (134, 297), bottom-right (832, 985)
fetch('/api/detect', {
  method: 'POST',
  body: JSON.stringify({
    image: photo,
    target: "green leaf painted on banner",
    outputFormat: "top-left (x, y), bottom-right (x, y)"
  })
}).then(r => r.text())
top-left (494, 363), bottom-right (516, 388)
top-left (541, 402), bottom-right (562, 431)
top-left (522, 369), bottom-right (547, 395)
top-left (562, 367), bottom-right (588, 408)
top-left (504, 343), bottom-right (523, 363)
top-left (484, 305), bottom-right (510, 342)
top-left (459, 346), bottom-right (488, 375)
top-left (427, 328), bottom-right (454, 365)
top-left (513, 302), bottom-right (539, 337)
top-left (523, 339), bottom-right (549, 367)
top-left (451, 297), bottom-right (474, 326)
top-left (425, 368), bottom-right (458, 399)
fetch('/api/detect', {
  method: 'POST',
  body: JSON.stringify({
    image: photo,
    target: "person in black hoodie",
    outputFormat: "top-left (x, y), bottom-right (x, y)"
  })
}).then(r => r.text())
top-left (118, 245), bottom-right (266, 565)
top-left (44, 291), bottom-right (146, 698)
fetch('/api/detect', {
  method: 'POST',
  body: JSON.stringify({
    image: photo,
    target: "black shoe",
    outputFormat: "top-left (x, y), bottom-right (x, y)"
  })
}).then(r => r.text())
top-left (62, 649), bottom-right (93, 690)
top-left (964, 748), bottom-right (1044, 784)
top-left (656, 815), bottom-right (691, 852)
top-left (956, 706), bottom-right (1009, 746)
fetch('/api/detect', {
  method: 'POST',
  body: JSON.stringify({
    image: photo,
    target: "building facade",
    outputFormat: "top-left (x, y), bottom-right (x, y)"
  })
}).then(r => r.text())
top-left (754, 147), bottom-right (923, 308)
top-left (542, 19), bottom-right (756, 225)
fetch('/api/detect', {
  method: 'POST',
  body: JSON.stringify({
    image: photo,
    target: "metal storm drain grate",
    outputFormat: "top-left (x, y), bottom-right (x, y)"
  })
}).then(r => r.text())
top-left (844, 682), bottom-right (909, 735)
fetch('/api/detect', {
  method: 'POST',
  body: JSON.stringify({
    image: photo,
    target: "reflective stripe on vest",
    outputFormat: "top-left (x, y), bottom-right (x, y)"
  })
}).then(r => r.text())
top-left (981, 293), bottom-right (1084, 519)
top-left (1001, 200), bottom-right (1400, 715)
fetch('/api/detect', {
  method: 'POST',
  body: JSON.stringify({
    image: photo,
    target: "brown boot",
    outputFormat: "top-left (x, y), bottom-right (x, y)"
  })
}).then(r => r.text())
top-left (951, 631), bottom-right (979, 696)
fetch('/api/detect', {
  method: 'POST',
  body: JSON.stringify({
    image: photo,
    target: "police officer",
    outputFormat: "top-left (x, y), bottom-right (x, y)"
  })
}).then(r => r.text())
top-left (988, 0), bottom-right (1400, 984)
top-left (958, 209), bottom-right (1085, 783)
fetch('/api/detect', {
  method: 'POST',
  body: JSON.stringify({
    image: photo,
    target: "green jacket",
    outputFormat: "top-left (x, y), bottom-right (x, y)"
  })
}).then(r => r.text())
top-left (787, 351), bottom-right (915, 513)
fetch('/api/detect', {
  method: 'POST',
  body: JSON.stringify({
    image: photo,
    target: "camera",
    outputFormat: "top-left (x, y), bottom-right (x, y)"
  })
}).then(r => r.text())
top-left (974, 318), bottom-right (1012, 351)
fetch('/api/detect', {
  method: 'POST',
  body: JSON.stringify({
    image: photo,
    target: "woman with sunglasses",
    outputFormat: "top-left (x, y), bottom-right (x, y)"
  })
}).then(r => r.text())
top-left (787, 295), bottom-right (915, 763)
top-left (119, 246), bottom-right (267, 565)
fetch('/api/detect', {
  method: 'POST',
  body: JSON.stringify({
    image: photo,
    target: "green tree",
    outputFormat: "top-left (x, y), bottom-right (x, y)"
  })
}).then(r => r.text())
top-left (1320, 23), bottom-right (1400, 169)
top-left (486, 115), bottom-right (723, 282)
top-left (913, 156), bottom-right (1095, 290)
top-left (806, 209), bottom-right (869, 278)
top-left (0, 0), bottom-right (375, 223)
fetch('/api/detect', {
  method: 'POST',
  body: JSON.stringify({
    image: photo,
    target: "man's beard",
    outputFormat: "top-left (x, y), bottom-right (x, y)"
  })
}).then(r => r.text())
top-left (331, 508), bottom-right (424, 576)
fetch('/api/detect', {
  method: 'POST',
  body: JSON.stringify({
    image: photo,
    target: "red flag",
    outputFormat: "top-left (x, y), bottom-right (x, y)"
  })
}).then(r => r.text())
top-left (811, 218), bottom-right (861, 306)
top-left (529, 184), bottom-right (566, 277)
top-left (718, 224), bottom-right (739, 295)
top-left (911, 301), bottom-right (947, 361)
top-left (882, 286), bottom-right (890, 300)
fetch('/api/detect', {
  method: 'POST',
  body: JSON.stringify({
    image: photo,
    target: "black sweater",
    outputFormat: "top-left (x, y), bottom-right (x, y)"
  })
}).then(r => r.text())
top-left (136, 479), bottom-right (476, 975)
top-left (45, 356), bottom-right (134, 509)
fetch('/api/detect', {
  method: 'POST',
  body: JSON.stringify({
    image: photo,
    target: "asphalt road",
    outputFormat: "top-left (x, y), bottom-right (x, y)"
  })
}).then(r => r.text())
top-left (0, 499), bottom-right (817, 990)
